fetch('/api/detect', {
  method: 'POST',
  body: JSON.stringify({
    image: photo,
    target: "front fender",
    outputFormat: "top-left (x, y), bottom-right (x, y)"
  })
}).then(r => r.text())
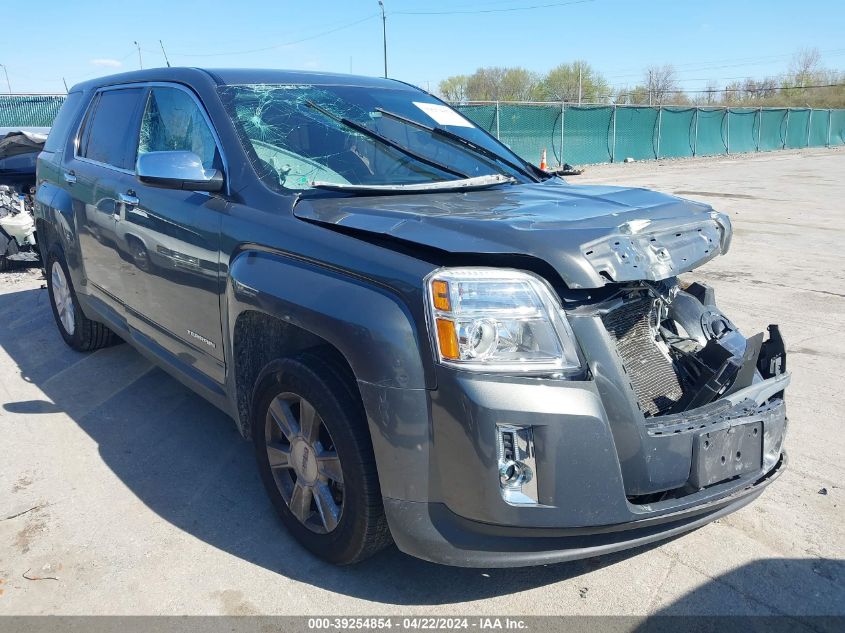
top-left (225, 249), bottom-right (429, 390)
top-left (225, 249), bottom-right (434, 502)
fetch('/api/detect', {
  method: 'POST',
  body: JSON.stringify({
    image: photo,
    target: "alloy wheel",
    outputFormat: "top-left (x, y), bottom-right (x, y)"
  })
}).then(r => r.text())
top-left (264, 392), bottom-right (344, 534)
top-left (51, 261), bottom-right (75, 335)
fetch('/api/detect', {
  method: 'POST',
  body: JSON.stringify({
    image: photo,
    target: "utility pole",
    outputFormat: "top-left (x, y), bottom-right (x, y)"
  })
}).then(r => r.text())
top-left (159, 40), bottom-right (171, 67)
top-left (577, 64), bottom-right (582, 105)
top-left (648, 69), bottom-right (653, 106)
top-left (378, 1), bottom-right (387, 78)
top-left (0, 64), bottom-right (11, 93)
top-left (134, 41), bottom-right (143, 69)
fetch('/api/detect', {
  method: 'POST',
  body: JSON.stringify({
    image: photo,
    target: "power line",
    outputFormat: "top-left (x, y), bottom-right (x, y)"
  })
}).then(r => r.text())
top-left (394, 0), bottom-right (594, 16)
top-left (694, 82), bottom-right (845, 93)
top-left (170, 14), bottom-right (378, 58)
top-left (607, 82), bottom-right (845, 101)
top-left (604, 48), bottom-right (845, 77)
top-left (612, 70), bottom-right (845, 90)
top-left (604, 52), bottom-right (845, 82)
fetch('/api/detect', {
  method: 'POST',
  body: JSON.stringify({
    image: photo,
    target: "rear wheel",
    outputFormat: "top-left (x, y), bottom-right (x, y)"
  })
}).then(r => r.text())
top-left (46, 249), bottom-right (115, 351)
top-left (252, 353), bottom-right (391, 565)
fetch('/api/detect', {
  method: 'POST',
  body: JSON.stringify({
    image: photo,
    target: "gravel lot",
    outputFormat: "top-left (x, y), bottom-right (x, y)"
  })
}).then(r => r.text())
top-left (0, 148), bottom-right (843, 620)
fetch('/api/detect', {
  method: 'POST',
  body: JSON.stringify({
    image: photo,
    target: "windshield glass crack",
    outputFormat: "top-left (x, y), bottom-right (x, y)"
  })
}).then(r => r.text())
top-left (218, 83), bottom-right (533, 192)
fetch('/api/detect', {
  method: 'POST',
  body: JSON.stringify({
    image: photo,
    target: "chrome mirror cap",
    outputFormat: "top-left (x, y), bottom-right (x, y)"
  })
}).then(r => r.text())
top-left (136, 151), bottom-right (223, 192)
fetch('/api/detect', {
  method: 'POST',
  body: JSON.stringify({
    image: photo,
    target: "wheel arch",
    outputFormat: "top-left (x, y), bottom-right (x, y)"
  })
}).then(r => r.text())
top-left (224, 249), bottom-right (431, 439)
top-left (232, 309), bottom-right (359, 438)
top-left (34, 183), bottom-right (78, 276)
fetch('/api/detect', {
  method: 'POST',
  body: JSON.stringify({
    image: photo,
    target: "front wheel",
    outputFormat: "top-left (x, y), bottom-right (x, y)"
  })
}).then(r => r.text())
top-left (252, 353), bottom-right (391, 565)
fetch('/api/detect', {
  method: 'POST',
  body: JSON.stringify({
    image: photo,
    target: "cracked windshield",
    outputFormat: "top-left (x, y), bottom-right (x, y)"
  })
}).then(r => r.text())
top-left (218, 84), bottom-right (534, 191)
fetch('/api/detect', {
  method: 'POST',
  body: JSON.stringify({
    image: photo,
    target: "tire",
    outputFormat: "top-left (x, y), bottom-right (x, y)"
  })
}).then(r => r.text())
top-left (46, 248), bottom-right (115, 352)
top-left (127, 236), bottom-right (152, 272)
top-left (252, 353), bottom-right (391, 565)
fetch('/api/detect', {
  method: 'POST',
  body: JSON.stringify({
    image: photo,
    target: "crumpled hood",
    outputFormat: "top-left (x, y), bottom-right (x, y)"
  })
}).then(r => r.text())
top-left (294, 178), bottom-right (732, 289)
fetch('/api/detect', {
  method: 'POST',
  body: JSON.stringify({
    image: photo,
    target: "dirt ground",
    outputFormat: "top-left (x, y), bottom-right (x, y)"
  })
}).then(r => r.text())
top-left (0, 148), bottom-right (842, 621)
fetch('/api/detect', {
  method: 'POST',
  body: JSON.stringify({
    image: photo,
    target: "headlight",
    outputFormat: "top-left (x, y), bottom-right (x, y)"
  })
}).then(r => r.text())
top-left (425, 267), bottom-right (582, 374)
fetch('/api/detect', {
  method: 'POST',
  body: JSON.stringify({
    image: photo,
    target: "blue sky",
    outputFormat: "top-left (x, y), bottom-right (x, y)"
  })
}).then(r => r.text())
top-left (2, 0), bottom-right (843, 95)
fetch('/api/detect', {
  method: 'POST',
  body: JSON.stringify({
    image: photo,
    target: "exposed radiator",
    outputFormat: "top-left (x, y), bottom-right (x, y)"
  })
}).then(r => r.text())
top-left (602, 298), bottom-right (684, 416)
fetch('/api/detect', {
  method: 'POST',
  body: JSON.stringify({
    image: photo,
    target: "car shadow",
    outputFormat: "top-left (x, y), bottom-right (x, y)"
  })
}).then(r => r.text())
top-left (639, 559), bottom-right (845, 631)
top-left (0, 284), bottom-right (741, 606)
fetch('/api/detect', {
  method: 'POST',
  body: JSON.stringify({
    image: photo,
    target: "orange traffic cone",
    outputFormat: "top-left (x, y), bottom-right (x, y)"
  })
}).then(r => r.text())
top-left (539, 148), bottom-right (547, 170)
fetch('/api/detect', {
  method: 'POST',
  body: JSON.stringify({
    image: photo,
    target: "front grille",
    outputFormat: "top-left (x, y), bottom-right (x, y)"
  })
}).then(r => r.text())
top-left (602, 298), bottom-right (684, 416)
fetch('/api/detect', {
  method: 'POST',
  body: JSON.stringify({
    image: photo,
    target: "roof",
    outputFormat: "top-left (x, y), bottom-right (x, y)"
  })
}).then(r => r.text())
top-left (70, 67), bottom-right (413, 94)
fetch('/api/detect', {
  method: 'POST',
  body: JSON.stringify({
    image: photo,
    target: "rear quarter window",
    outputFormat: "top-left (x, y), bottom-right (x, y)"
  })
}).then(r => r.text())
top-left (43, 91), bottom-right (84, 153)
top-left (79, 87), bottom-right (144, 170)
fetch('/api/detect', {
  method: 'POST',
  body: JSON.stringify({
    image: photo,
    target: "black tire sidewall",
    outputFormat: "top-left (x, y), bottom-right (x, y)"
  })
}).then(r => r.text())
top-left (252, 357), bottom-right (376, 565)
top-left (46, 249), bottom-right (86, 350)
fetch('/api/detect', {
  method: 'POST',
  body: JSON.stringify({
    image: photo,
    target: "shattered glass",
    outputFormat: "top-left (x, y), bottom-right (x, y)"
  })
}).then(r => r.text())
top-left (139, 88), bottom-right (219, 170)
top-left (217, 83), bottom-right (532, 192)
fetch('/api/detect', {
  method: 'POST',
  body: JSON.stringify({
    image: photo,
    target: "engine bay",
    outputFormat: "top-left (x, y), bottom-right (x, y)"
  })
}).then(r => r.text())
top-left (589, 278), bottom-right (786, 418)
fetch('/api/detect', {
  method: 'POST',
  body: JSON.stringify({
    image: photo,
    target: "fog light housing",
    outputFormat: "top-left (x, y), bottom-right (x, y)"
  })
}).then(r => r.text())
top-left (496, 425), bottom-right (539, 505)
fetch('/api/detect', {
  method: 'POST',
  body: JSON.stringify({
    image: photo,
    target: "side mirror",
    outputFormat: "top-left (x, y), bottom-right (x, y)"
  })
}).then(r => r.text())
top-left (136, 151), bottom-right (224, 192)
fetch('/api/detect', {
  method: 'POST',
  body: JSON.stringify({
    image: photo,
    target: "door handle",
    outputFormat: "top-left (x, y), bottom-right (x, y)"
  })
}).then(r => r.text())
top-left (118, 193), bottom-right (140, 206)
top-left (115, 192), bottom-right (139, 221)
top-left (63, 171), bottom-right (76, 184)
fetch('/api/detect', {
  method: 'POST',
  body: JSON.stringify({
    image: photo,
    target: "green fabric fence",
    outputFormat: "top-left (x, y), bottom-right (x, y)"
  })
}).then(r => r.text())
top-left (454, 102), bottom-right (845, 166)
top-left (1, 94), bottom-right (842, 166)
top-left (0, 95), bottom-right (66, 127)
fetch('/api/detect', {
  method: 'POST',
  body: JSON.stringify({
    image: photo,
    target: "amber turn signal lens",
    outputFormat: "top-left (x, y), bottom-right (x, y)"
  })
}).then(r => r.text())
top-left (432, 280), bottom-right (451, 311)
top-left (435, 318), bottom-right (459, 359)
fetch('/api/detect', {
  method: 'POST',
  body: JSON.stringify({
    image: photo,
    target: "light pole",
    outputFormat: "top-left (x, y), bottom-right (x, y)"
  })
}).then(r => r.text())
top-left (159, 40), bottom-right (171, 67)
top-left (0, 64), bottom-right (11, 93)
top-left (378, 1), bottom-right (387, 78)
top-left (577, 64), bottom-right (582, 105)
top-left (134, 41), bottom-right (143, 69)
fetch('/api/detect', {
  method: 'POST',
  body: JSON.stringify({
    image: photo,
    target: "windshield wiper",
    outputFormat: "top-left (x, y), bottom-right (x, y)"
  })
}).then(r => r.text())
top-left (374, 107), bottom-right (539, 181)
top-left (303, 100), bottom-right (469, 180)
top-left (311, 174), bottom-right (515, 195)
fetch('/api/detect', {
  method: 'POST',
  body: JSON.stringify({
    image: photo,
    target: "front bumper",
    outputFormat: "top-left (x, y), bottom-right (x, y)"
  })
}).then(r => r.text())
top-left (358, 364), bottom-right (789, 567)
top-left (385, 453), bottom-right (785, 568)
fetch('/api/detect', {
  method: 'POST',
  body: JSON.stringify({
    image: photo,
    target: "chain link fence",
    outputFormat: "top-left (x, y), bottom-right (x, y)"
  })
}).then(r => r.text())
top-left (0, 95), bottom-right (66, 128)
top-left (2, 94), bottom-right (843, 167)
top-left (453, 101), bottom-right (845, 166)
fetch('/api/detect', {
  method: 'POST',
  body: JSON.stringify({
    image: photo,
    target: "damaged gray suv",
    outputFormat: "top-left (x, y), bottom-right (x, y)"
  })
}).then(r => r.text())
top-left (35, 68), bottom-right (789, 567)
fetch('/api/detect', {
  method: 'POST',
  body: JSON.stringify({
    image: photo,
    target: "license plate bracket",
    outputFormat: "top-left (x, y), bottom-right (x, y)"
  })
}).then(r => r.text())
top-left (690, 420), bottom-right (763, 488)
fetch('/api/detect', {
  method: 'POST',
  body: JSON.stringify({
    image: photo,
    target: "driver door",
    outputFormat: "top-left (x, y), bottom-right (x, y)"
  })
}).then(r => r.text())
top-left (115, 84), bottom-right (226, 385)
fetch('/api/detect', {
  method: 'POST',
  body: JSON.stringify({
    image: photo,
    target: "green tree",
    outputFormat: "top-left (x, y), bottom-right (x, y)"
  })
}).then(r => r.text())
top-left (499, 67), bottom-right (542, 101)
top-left (538, 61), bottom-right (610, 103)
top-left (614, 85), bottom-right (647, 105)
top-left (439, 75), bottom-right (469, 102)
top-left (462, 66), bottom-right (540, 101)
top-left (465, 67), bottom-right (507, 100)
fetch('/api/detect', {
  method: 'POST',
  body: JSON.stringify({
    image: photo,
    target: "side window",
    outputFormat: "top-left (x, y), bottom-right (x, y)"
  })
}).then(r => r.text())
top-left (79, 88), bottom-right (144, 169)
top-left (138, 87), bottom-right (219, 170)
top-left (44, 91), bottom-right (84, 153)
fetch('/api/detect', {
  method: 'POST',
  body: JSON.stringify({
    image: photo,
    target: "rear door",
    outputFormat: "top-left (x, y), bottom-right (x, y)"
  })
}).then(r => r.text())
top-left (64, 87), bottom-right (145, 305)
top-left (113, 84), bottom-right (225, 385)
